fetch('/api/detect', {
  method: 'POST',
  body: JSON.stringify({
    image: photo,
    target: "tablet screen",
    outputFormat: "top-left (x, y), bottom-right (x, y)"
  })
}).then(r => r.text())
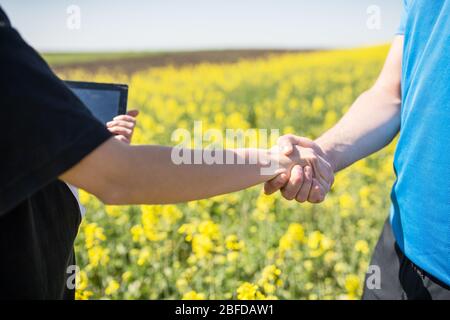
top-left (65, 81), bottom-right (128, 124)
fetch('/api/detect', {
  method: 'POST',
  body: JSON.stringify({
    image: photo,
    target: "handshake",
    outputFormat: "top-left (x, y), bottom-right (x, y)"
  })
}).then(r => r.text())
top-left (62, 111), bottom-right (337, 207)
top-left (264, 134), bottom-right (335, 203)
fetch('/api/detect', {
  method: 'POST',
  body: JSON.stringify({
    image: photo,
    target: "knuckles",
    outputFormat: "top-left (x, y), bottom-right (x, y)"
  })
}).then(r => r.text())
top-left (272, 136), bottom-right (335, 204)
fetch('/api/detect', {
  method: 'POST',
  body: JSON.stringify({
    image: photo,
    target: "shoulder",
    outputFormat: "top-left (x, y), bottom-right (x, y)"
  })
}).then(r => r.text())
top-left (0, 8), bottom-right (11, 27)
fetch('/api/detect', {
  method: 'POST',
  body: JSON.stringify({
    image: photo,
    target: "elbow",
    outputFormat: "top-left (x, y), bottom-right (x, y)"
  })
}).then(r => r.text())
top-left (97, 190), bottom-right (123, 205)
top-left (94, 181), bottom-right (132, 205)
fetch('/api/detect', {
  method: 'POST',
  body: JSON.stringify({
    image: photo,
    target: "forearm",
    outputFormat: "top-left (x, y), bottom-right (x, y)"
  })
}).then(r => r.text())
top-left (120, 146), bottom-right (276, 204)
top-left (315, 87), bottom-right (401, 172)
top-left (63, 140), bottom-right (280, 205)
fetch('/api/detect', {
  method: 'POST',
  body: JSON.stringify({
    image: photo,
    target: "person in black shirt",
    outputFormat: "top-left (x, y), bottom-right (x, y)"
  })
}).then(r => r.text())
top-left (0, 8), bottom-right (334, 299)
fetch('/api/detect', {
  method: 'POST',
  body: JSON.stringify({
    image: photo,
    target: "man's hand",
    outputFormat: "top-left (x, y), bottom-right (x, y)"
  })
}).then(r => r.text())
top-left (264, 134), bottom-right (335, 203)
top-left (107, 110), bottom-right (139, 144)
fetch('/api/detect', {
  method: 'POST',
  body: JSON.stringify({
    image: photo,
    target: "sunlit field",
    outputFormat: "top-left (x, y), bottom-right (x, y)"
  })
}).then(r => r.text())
top-left (43, 51), bottom-right (158, 67)
top-left (57, 45), bottom-right (396, 300)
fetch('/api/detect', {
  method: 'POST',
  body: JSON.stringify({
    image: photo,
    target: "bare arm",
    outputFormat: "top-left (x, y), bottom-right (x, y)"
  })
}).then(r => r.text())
top-left (316, 36), bottom-right (404, 172)
top-left (60, 139), bottom-right (296, 205)
top-left (264, 36), bottom-right (404, 202)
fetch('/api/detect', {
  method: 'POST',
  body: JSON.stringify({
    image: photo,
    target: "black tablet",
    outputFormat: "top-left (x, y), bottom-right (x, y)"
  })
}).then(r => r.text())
top-left (65, 80), bottom-right (128, 124)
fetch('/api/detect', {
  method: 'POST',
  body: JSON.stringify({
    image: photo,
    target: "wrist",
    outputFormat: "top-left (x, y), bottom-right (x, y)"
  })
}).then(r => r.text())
top-left (235, 148), bottom-right (278, 180)
top-left (314, 138), bottom-right (339, 173)
top-left (263, 148), bottom-right (286, 179)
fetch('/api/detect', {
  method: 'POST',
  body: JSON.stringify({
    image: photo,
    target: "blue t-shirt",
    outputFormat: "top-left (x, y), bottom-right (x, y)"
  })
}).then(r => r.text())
top-left (390, 0), bottom-right (450, 285)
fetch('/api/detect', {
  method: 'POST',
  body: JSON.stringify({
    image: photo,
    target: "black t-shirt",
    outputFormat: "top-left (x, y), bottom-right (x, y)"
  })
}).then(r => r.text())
top-left (0, 8), bottom-right (112, 299)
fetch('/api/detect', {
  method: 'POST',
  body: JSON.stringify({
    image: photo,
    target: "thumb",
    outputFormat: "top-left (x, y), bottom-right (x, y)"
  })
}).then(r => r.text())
top-left (278, 135), bottom-right (314, 155)
top-left (127, 109), bottom-right (139, 117)
top-left (277, 135), bottom-right (296, 155)
top-left (294, 136), bottom-right (315, 148)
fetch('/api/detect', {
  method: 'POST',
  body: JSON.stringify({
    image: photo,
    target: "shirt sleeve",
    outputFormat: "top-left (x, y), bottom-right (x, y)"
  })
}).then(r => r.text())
top-left (396, 0), bottom-right (409, 35)
top-left (0, 24), bottom-right (113, 215)
top-left (0, 7), bottom-right (10, 27)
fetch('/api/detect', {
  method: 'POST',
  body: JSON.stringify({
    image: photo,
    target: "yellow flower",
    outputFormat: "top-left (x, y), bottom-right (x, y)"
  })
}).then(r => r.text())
top-left (312, 96), bottom-right (325, 112)
top-left (182, 291), bottom-right (206, 300)
top-left (283, 126), bottom-right (295, 134)
top-left (178, 223), bottom-right (196, 242)
top-left (279, 223), bottom-right (305, 254)
top-left (260, 265), bottom-right (281, 282)
top-left (122, 271), bottom-right (132, 282)
top-left (75, 289), bottom-right (93, 300)
top-left (87, 246), bottom-right (110, 267)
top-left (141, 205), bottom-right (167, 241)
top-left (225, 112), bottom-right (249, 131)
top-left (84, 223), bottom-right (106, 249)
top-left (237, 282), bottom-right (259, 300)
top-left (255, 265), bottom-right (282, 297)
top-left (307, 231), bottom-right (334, 257)
top-left (198, 220), bottom-right (221, 240)
top-left (130, 225), bottom-right (144, 242)
top-left (192, 234), bottom-right (214, 259)
top-left (359, 186), bottom-right (372, 209)
top-left (78, 189), bottom-right (100, 210)
top-left (176, 278), bottom-right (188, 292)
top-left (263, 283), bottom-right (276, 294)
top-left (75, 270), bottom-right (89, 291)
top-left (334, 262), bottom-right (347, 273)
top-left (105, 205), bottom-right (122, 217)
top-left (187, 254), bottom-right (197, 265)
top-left (339, 193), bottom-right (355, 217)
top-left (354, 240), bottom-right (370, 255)
top-left (253, 193), bottom-right (276, 221)
top-left (78, 189), bottom-right (92, 205)
top-left (137, 248), bottom-right (151, 266)
top-left (227, 251), bottom-right (240, 262)
top-left (304, 260), bottom-right (313, 271)
top-left (344, 274), bottom-right (361, 300)
top-left (324, 251), bottom-right (337, 264)
top-left (288, 223), bottom-right (305, 242)
top-left (265, 249), bottom-right (276, 260)
top-left (307, 231), bottom-right (322, 250)
top-left (105, 279), bottom-right (120, 296)
top-left (225, 234), bottom-right (245, 251)
top-left (161, 205), bottom-right (183, 225)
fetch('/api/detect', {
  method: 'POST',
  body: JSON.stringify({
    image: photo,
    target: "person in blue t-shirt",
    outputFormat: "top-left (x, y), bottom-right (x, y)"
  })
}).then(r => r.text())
top-left (265, 0), bottom-right (449, 299)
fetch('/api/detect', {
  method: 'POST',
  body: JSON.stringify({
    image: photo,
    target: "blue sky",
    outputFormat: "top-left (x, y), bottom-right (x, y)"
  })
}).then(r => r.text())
top-left (1, 0), bottom-right (403, 52)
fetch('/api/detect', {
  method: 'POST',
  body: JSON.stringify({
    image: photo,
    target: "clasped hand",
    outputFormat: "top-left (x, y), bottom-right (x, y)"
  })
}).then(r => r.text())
top-left (266, 135), bottom-right (335, 203)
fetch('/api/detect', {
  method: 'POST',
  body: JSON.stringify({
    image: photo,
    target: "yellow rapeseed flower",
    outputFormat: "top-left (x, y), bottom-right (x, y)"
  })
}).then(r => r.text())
top-left (225, 234), bottom-right (245, 251)
top-left (105, 279), bottom-right (120, 296)
top-left (354, 240), bottom-right (370, 255)
top-left (237, 282), bottom-right (259, 300)
top-left (182, 291), bottom-right (206, 300)
top-left (344, 274), bottom-right (361, 300)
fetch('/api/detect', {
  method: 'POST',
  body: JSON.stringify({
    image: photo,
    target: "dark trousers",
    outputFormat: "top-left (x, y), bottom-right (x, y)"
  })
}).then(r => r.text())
top-left (362, 219), bottom-right (450, 300)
